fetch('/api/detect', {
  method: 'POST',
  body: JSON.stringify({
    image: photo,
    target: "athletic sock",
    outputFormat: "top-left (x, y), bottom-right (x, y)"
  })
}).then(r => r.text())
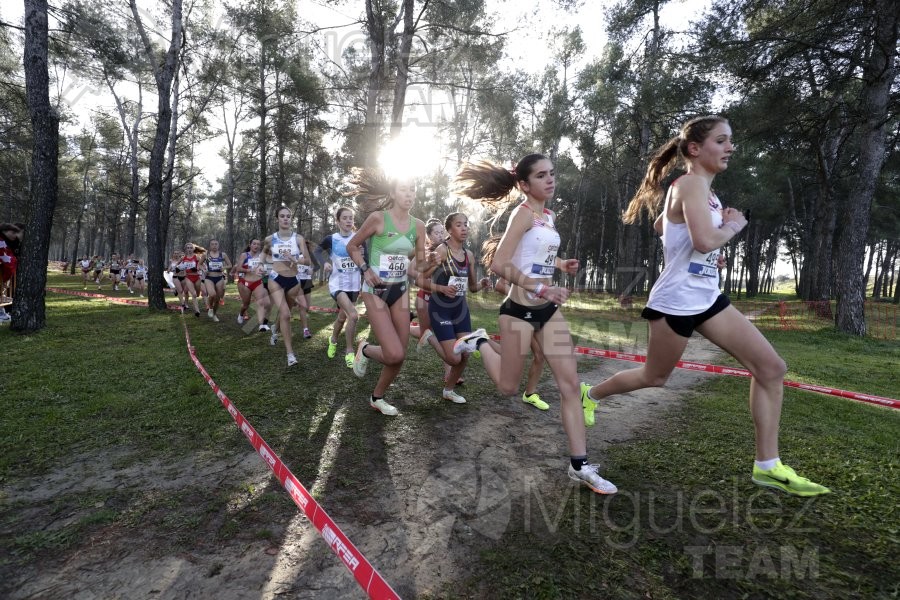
top-left (371, 394), bottom-right (383, 402)
top-left (755, 457), bottom-right (779, 471)
top-left (586, 387), bottom-right (598, 402)
top-left (361, 342), bottom-right (370, 358)
top-left (475, 338), bottom-right (488, 350)
top-left (570, 456), bottom-right (588, 471)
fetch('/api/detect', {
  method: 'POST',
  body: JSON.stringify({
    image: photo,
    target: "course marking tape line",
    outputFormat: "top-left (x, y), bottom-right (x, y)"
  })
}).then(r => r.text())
top-left (45, 288), bottom-right (899, 410)
top-left (570, 345), bottom-right (900, 410)
top-left (179, 315), bottom-right (401, 600)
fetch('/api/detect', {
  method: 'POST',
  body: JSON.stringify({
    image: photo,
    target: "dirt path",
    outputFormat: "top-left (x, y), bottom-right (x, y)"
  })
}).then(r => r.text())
top-left (3, 337), bottom-right (726, 599)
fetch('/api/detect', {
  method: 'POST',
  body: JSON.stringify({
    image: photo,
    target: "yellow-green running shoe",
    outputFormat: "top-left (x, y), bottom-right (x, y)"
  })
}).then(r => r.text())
top-left (327, 338), bottom-right (337, 358)
top-left (522, 391), bottom-right (549, 411)
top-left (581, 382), bottom-right (598, 427)
top-left (345, 352), bottom-right (355, 368)
top-left (751, 461), bottom-right (830, 497)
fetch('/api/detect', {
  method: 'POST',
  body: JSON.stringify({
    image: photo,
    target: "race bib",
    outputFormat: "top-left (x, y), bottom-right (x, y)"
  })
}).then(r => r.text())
top-left (530, 241), bottom-right (558, 276)
top-left (379, 254), bottom-right (408, 280)
top-left (297, 264), bottom-right (312, 279)
top-left (448, 276), bottom-right (467, 297)
top-left (209, 259), bottom-right (224, 272)
top-left (688, 249), bottom-right (719, 278)
top-left (338, 257), bottom-right (358, 272)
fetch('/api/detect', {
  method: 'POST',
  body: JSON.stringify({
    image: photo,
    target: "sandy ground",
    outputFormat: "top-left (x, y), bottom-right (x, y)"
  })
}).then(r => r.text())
top-left (3, 337), bottom-right (727, 600)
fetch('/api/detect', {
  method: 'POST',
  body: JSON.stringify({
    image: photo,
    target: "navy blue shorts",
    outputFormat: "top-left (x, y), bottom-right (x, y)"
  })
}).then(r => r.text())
top-left (428, 299), bottom-right (472, 342)
top-left (499, 298), bottom-right (558, 330)
top-left (271, 274), bottom-right (299, 293)
top-left (331, 290), bottom-right (360, 304)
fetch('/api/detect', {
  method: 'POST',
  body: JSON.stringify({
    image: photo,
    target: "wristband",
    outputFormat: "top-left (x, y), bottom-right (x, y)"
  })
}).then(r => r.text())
top-left (723, 221), bottom-right (744, 235)
top-left (533, 283), bottom-right (546, 298)
top-left (359, 262), bottom-right (370, 273)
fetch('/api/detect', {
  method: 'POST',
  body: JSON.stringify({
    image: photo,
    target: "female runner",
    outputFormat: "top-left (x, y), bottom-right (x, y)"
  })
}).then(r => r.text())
top-left (451, 154), bottom-right (617, 494)
top-left (320, 206), bottom-right (363, 368)
top-left (263, 206), bottom-right (312, 366)
top-left (581, 116), bottom-right (828, 496)
top-left (203, 239), bottom-right (232, 322)
top-left (346, 169), bottom-right (427, 416)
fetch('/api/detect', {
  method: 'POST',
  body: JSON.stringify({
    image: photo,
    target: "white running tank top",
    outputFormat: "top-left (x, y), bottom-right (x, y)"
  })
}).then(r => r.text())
top-left (646, 185), bottom-right (724, 315)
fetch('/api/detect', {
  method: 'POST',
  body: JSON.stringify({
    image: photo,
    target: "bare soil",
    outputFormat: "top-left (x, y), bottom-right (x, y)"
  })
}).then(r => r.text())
top-left (2, 338), bottom-right (726, 599)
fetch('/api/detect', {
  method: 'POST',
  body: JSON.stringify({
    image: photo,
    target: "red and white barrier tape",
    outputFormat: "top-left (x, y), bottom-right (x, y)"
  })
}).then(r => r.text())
top-left (46, 287), bottom-right (900, 410)
top-left (179, 316), bottom-right (401, 599)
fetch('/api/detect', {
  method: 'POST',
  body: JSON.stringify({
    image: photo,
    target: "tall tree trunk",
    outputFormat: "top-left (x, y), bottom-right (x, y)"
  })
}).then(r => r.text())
top-left (131, 0), bottom-right (183, 310)
top-left (389, 0), bottom-right (415, 140)
top-left (162, 70), bottom-right (180, 249)
top-left (834, 0), bottom-right (899, 334)
top-left (12, 0), bottom-right (59, 332)
top-left (255, 42), bottom-right (269, 240)
top-left (363, 0), bottom-right (390, 166)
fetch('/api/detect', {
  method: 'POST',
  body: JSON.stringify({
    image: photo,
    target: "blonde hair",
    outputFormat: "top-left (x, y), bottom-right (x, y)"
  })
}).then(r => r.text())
top-left (623, 116), bottom-right (729, 224)
top-left (344, 168), bottom-right (412, 212)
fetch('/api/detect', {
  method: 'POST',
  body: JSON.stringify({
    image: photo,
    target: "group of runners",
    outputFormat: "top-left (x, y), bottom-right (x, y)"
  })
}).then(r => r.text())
top-left (79, 253), bottom-right (148, 296)
top-left (194, 115), bottom-right (829, 499)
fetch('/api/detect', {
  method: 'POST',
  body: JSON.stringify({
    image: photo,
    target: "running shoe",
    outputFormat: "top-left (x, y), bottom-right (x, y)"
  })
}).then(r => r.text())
top-left (581, 382), bottom-right (598, 427)
top-left (751, 461), bottom-right (830, 497)
top-left (207, 308), bottom-right (214, 319)
top-left (303, 327), bottom-right (312, 339)
top-left (0, 312), bottom-right (10, 322)
top-left (370, 397), bottom-right (398, 416)
top-left (416, 329), bottom-right (433, 353)
top-left (442, 389), bottom-right (466, 404)
top-left (327, 338), bottom-right (338, 358)
top-left (287, 353), bottom-right (298, 367)
top-left (344, 352), bottom-right (355, 368)
top-left (522, 391), bottom-right (549, 411)
top-left (258, 324), bottom-right (271, 332)
top-left (211, 314), bottom-right (220, 322)
top-left (353, 341), bottom-right (369, 378)
top-left (568, 463), bottom-right (617, 495)
top-left (270, 332), bottom-right (278, 346)
top-left (237, 314), bottom-right (244, 325)
top-left (453, 328), bottom-right (487, 355)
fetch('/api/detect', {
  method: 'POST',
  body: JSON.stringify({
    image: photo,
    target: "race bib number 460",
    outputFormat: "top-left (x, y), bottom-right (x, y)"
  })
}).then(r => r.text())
top-left (379, 254), bottom-right (408, 279)
top-left (688, 249), bottom-right (719, 278)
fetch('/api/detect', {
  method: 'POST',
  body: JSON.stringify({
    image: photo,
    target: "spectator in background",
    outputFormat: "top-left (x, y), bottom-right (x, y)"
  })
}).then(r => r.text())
top-left (0, 222), bottom-right (24, 323)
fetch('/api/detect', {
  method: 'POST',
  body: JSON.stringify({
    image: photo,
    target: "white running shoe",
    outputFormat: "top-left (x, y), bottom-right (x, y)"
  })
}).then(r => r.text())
top-left (416, 329), bottom-right (434, 353)
top-left (353, 341), bottom-right (369, 378)
top-left (287, 353), bottom-right (298, 367)
top-left (453, 328), bottom-right (487, 355)
top-left (212, 314), bottom-right (220, 322)
top-left (568, 464), bottom-right (617, 495)
top-left (442, 388), bottom-right (466, 404)
top-left (259, 324), bottom-right (271, 332)
top-left (0, 312), bottom-right (10, 322)
top-left (207, 308), bottom-right (214, 319)
top-left (370, 397), bottom-right (398, 416)
top-left (270, 332), bottom-right (278, 346)
top-left (237, 314), bottom-right (244, 325)
top-left (303, 327), bottom-right (312, 339)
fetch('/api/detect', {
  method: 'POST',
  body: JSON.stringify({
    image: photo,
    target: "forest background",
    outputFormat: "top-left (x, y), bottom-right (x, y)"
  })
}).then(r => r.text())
top-left (2, 0), bottom-right (898, 334)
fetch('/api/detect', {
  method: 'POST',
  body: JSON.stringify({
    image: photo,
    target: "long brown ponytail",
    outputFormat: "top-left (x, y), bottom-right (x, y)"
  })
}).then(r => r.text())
top-left (623, 116), bottom-right (728, 224)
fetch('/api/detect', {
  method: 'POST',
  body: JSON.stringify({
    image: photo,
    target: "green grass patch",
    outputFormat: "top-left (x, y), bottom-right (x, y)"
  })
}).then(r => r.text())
top-left (1, 273), bottom-right (897, 597)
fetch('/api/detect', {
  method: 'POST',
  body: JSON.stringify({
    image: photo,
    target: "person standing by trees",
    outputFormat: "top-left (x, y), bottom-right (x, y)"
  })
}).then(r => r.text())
top-left (451, 154), bottom-right (617, 495)
top-left (582, 116), bottom-right (829, 497)
top-left (346, 169), bottom-right (427, 416)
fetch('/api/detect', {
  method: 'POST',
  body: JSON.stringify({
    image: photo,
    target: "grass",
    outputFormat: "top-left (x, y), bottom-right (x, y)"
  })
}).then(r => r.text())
top-left (1, 272), bottom-right (898, 598)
